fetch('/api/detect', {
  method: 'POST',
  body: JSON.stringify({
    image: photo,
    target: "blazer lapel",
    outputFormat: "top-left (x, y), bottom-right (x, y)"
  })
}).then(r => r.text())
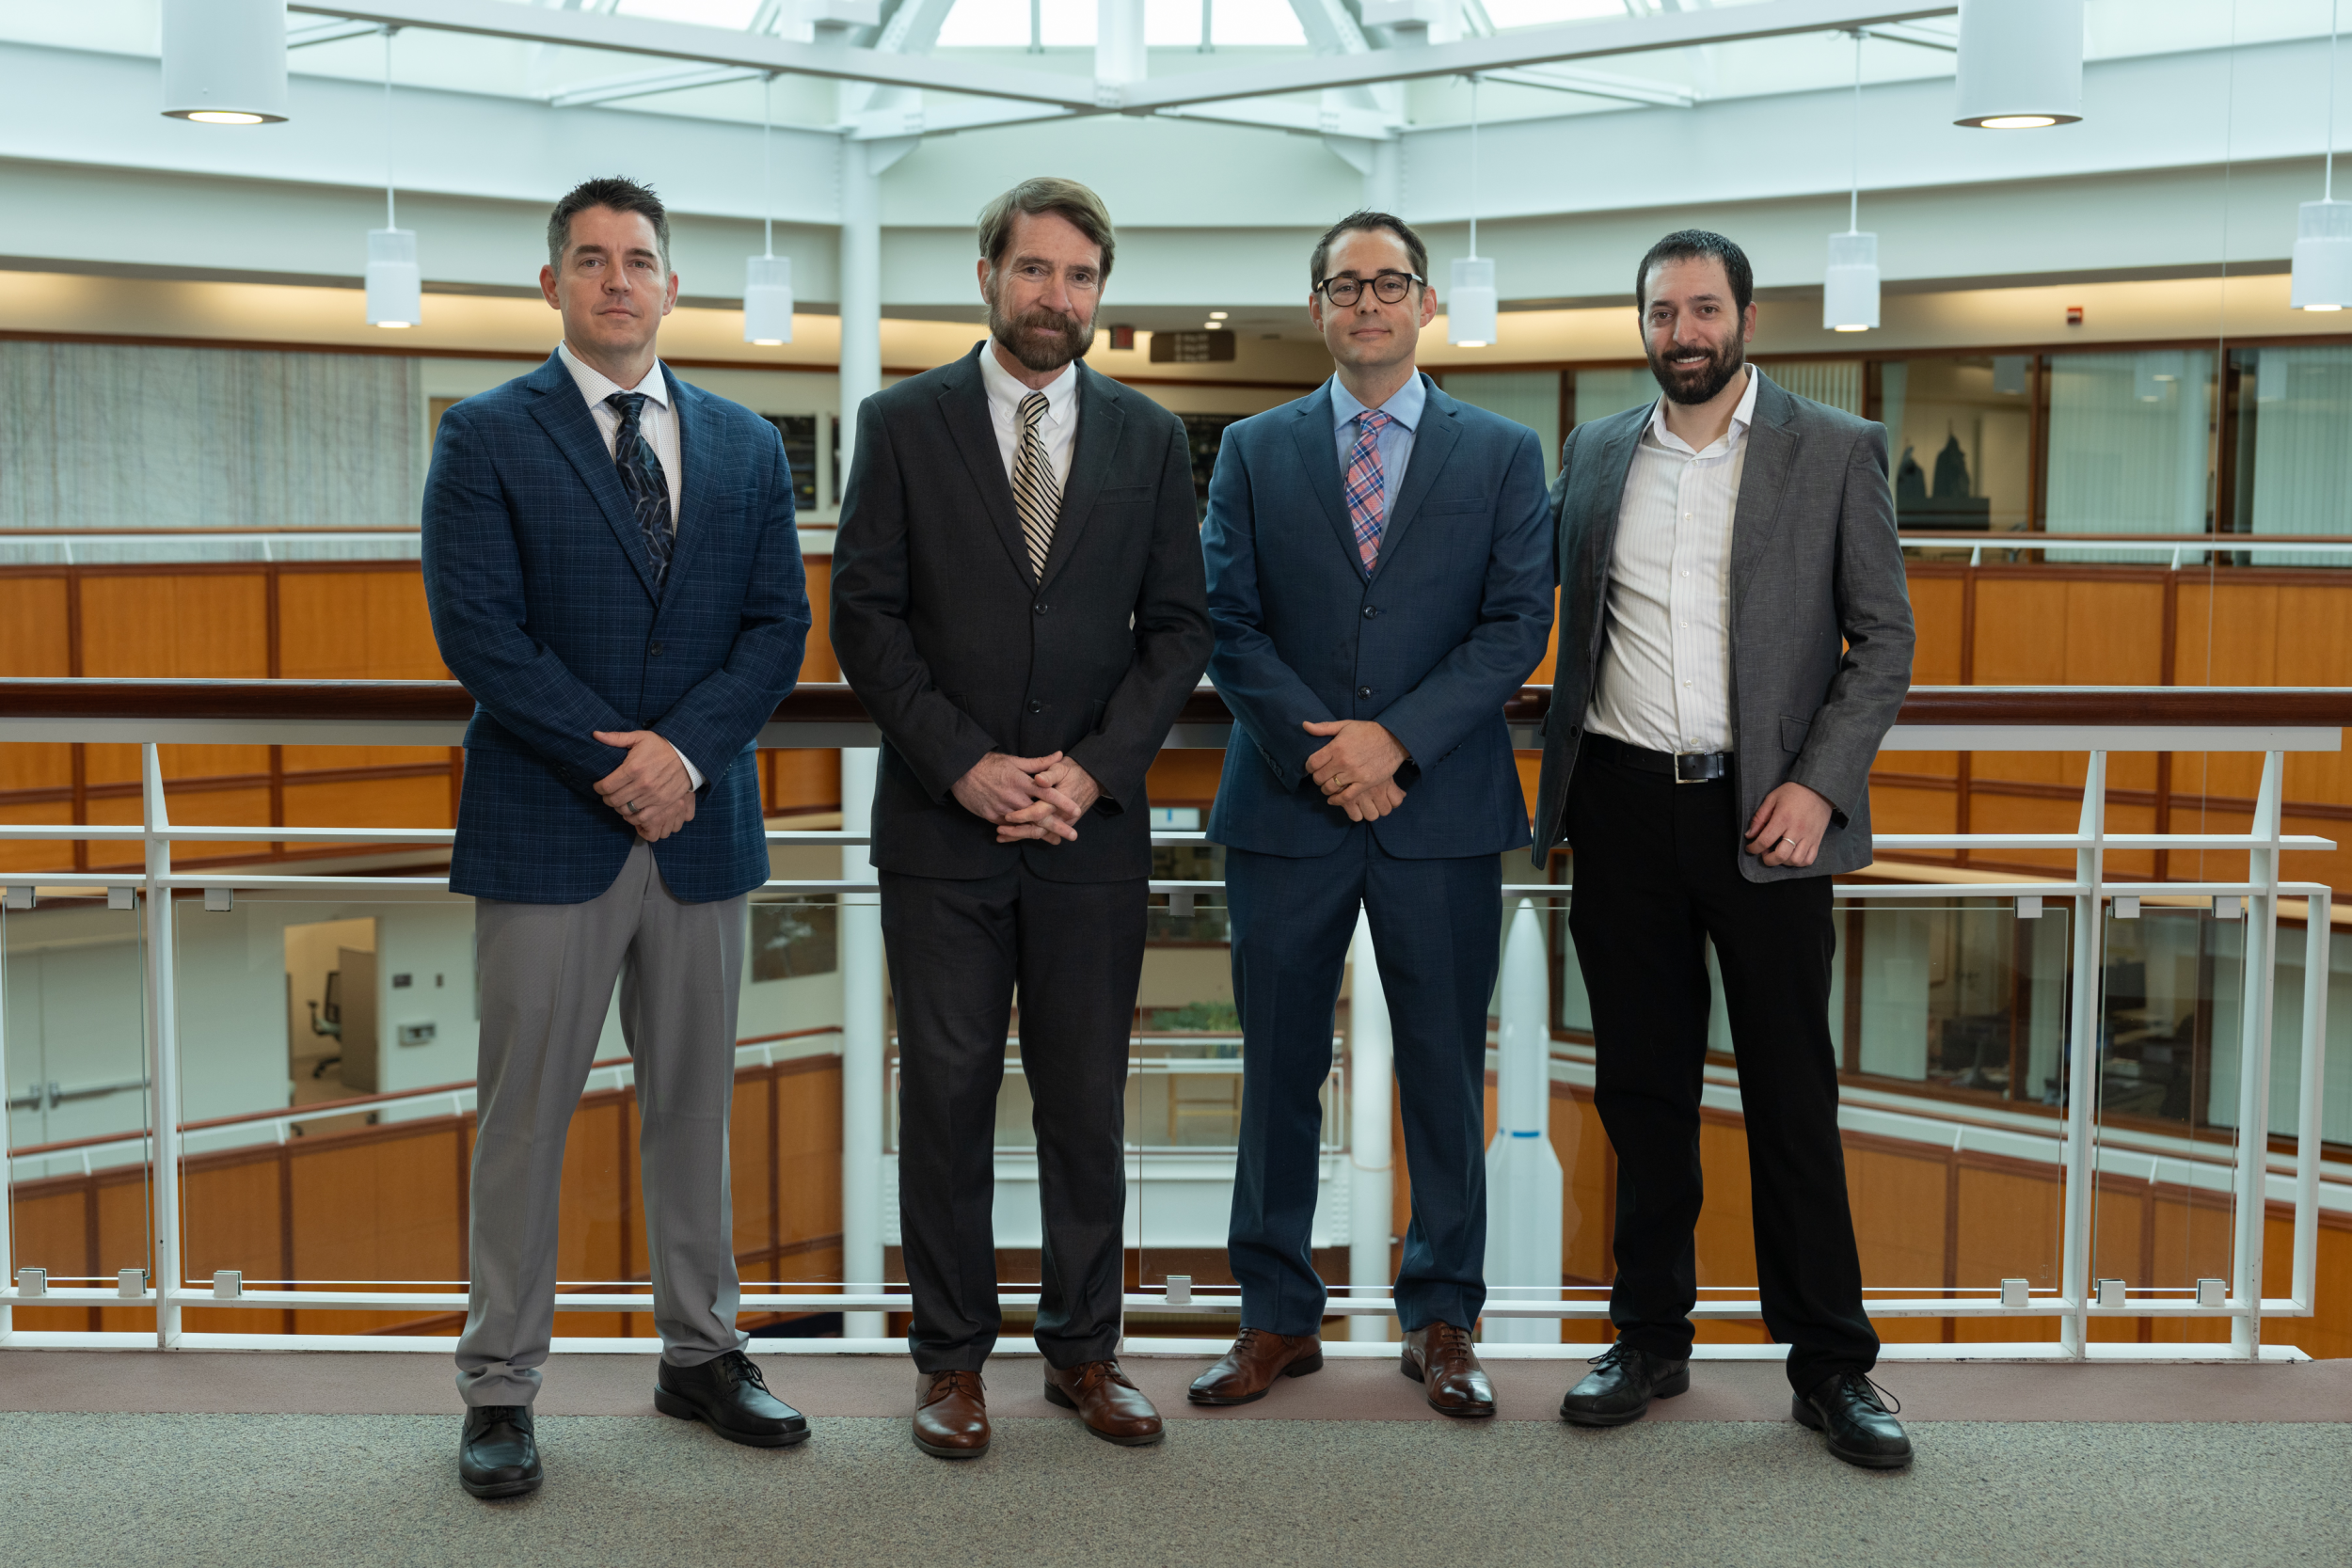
top-left (937, 346), bottom-right (1038, 587)
top-left (1366, 375), bottom-right (1458, 584)
top-left (1579, 412), bottom-right (1645, 584)
top-left (524, 350), bottom-right (660, 602)
top-left (1035, 364), bottom-right (1123, 594)
top-left (1286, 385), bottom-right (1359, 572)
top-left (659, 368), bottom-right (714, 596)
top-left (1728, 373), bottom-right (1803, 606)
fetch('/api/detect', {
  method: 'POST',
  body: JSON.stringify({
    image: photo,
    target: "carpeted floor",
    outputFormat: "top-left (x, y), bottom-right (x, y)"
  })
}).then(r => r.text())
top-left (2, 1353), bottom-right (2346, 1567)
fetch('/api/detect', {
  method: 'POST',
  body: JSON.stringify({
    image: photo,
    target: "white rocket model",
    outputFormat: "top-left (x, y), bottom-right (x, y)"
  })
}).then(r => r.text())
top-left (1483, 898), bottom-right (1568, 1343)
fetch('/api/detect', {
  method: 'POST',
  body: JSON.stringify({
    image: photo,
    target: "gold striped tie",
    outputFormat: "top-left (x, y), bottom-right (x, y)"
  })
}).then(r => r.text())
top-left (1012, 390), bottom-right (1059, 579)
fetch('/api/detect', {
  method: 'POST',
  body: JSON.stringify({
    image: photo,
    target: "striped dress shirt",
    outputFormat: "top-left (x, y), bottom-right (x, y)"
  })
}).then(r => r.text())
top-left (1583, 366), bottom-right (1758, 757)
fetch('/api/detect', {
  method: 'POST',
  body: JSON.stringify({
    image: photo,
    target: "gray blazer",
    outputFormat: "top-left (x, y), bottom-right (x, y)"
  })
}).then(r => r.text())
top-left (1530, 370), bottom-right (1915, 880)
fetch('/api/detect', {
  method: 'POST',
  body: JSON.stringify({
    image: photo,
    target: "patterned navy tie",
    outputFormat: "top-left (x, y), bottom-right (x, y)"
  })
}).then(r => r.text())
top-left (604, 391), bottom-right (674, 591)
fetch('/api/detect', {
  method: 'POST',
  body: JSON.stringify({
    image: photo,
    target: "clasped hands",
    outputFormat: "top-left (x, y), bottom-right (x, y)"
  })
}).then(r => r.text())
top-left (592, 729), bottom-right (696, 843)
top-left (954, 751), bottom-right (1102, 845)
top-left (1303, 719), bottom-right (1407, 821)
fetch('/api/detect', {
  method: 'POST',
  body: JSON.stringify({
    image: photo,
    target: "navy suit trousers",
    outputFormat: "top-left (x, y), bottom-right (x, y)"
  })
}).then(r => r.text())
top-left (1225, 827), bottom-right (1502, 1337)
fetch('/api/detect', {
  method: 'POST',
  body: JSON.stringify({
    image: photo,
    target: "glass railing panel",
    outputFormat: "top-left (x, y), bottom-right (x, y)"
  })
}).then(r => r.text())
top-left (4, 886), bottom-right (153, 1334)
top-left (170, 888), bottom-right (851, 1339)
top-left (1841, 897), bottom-right (2072, 1344)
top-left (2090, 900), bottom-right (2244, 1346)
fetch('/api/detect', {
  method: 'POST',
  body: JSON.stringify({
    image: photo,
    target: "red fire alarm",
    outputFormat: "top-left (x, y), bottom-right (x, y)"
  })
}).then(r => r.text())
top-left (2066, 306), bottom-right (2084, 326)
top-left (1109, 324), bottom-right (1136, 351)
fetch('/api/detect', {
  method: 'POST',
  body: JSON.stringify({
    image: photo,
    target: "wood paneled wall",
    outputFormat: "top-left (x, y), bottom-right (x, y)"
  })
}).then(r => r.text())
top-left (1873, 565), bottom-right (2352, 893)
top-left (5, 1053), bottom-right (843, 1337)
top-left (0, 558), bottom-right (843, 876)
top-left (18, 1054), bottom-right (2344, 1357)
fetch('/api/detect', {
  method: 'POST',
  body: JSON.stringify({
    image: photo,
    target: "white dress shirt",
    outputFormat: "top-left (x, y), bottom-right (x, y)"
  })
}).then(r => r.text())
top-left (977, 341), bottom-right (1079, 489)
top-left (556, 340), bottom-right (701, 791)
top-left (1584, 366), bottom-right (1759, 756)
top-left (1327, 372), bottom-right (1425, 546)
top-left (559, 339), bottom-right (683, 525)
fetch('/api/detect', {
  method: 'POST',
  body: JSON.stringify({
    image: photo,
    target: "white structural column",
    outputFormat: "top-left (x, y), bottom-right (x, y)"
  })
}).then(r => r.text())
top-left (2229, 752), bottom-right (2284, 1356)
top-left (1483, 898), bottom-right (1564, 1343)
top-left (1346, 911), bottom-right (1393, 1341)
top-left (839, 746), bottom-right (885, 1338)
top-left (142, 745), bottom-right (184, 1346)
top-left (2059, 752), bottom-right (2107, 1357)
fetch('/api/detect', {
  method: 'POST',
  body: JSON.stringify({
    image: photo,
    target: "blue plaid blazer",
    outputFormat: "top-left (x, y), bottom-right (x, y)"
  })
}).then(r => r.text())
top-left (422, 350), bottom-right (810, 905)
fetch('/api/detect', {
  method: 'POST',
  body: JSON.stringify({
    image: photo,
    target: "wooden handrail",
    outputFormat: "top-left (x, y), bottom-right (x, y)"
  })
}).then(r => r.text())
top-left (0, 679), bottom-right (2348, 729)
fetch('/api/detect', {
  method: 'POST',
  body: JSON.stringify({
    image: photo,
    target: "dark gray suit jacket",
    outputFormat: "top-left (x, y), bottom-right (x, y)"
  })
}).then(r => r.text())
top-left (1530, 370), bottom-right (1914, 879)
top-left (830, 344), bottom-right (1212, 883)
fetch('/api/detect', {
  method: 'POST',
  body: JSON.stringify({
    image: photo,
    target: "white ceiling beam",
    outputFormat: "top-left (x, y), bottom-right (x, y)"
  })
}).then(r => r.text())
top-left (544, 64), bottom-right (764, 109)
top-left (1118, 0), bottom-right (1957, 112)
top-left (1483, 65), bottom-right (1695, 108)
top-left (285, 0), bottom-right (1103, 110)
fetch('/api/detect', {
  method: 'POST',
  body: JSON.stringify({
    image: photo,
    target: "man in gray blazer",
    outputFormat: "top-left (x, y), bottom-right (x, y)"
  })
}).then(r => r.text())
top-left (1532, 230), bottom-right (1915, 1468)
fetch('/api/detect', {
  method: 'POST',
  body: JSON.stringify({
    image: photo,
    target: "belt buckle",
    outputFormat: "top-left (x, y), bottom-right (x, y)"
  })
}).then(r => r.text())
top-left (1673, 752), bottom-right (1711, 784)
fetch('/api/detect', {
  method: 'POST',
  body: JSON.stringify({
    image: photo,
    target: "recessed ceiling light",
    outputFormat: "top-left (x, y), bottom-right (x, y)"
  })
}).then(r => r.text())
top-left (1209, 310), bottom-right (1228, 320)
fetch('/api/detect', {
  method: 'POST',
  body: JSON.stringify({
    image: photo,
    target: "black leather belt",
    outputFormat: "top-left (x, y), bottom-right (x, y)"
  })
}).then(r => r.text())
top-left (1582, 730), bottom-right (1733, 784)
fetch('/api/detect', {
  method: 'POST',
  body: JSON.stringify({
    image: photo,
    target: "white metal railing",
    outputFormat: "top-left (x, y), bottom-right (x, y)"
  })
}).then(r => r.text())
top-left (1899, 532), bottom-right (2352, 569)
top-left (0, 697), bottom-right (2339, 1362)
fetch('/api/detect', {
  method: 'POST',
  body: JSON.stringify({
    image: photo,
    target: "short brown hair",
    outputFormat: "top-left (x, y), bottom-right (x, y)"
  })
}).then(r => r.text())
top-left (977, 178), bottom-right (1116, 280)
top-left (548, 176), bottom-right (671, 274)
top-left (1310, 211), bottom-right (1428, 290)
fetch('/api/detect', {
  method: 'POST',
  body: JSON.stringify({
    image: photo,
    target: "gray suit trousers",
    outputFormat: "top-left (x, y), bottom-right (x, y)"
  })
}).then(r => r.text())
top-left (455, 840), bottom-right (749, 1407)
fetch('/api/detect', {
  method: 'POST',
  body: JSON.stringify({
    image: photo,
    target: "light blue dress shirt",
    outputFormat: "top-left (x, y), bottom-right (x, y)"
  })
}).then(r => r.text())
top-left (1327, 372), bottom-right (1425, 557)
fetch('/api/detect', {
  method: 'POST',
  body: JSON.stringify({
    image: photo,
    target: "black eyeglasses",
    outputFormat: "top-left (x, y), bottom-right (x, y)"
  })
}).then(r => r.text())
top-left (1314, 271), bottom-right (1424, 307)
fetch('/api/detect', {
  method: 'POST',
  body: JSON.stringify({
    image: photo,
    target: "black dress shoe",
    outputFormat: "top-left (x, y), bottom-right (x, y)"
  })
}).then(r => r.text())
top-left (656, 1350), bottom-right (811, 1448)
top-left (458, 1404), bottom-right (542, 1500)
top-left (1795, 1372), bottom-right (1913, 1469)
top-left (1558, 1343), bottom-right (1691, 1427)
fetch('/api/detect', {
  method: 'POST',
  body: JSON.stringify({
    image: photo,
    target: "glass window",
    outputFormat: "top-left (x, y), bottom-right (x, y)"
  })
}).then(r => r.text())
top-left (1754, 358), bottom-right (1863, 416)
top-left (1877, 356), bottom-right (2034, 534)
top-left (2042, 349), bottom-right (2216, 561)
top-left (2237, 344), bottom-right (2352, 567)
top-left (1569, 366), bottom-right (1655, 430)
top-left (1442, 371), bottom-right (1562, 479)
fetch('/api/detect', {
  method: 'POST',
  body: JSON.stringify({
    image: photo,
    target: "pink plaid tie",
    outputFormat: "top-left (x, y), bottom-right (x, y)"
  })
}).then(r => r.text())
top-left (1343, 408), bottom-right (1391, 572)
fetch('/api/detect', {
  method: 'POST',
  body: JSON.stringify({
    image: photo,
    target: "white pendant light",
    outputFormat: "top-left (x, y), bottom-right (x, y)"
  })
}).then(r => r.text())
top-left (1447, 76), bottom-right (1497, 349)
top-left (1953, 0), bottom-right (2083, 130)
top-left (2294, 1), bottom-right (2352, 311)
top-left (365, 28), bottom-right (420, 329)
top-left (1825, 32), bottom-right (1879, 333)
top-left (161, 0), bottom-right (288, 123)
top-left (745, 74), bottom-right (794, 345)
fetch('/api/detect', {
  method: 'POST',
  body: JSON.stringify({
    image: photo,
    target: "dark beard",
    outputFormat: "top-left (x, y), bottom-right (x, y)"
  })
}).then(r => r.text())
top-left (1647, 335), bottom-right (1745, 406)
top-left (988, 299), bottom-right (1093, 373)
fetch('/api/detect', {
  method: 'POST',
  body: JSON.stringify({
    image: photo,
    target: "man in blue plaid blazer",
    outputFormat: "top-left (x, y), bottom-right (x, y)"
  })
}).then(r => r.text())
top-left (421, 179), bottom-right (811, 1501)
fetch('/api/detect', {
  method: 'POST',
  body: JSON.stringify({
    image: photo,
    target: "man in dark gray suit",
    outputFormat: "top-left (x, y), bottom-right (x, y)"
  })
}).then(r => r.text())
top-left (831, 178), bottom-right (1211, 1459)
top-left (1533, 230), bottom-right (1915, 1467)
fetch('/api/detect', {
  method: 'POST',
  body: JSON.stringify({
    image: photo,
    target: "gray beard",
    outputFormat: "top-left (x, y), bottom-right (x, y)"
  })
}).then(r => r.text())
top-left (988, 299), bottom-right (1093, 373)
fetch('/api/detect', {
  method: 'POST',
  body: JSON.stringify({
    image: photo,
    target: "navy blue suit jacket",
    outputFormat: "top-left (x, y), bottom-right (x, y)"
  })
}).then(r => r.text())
top-left (422, 350), bottom-right (810, 905)
top-left (1202, 375), bottom-right (1554, 860)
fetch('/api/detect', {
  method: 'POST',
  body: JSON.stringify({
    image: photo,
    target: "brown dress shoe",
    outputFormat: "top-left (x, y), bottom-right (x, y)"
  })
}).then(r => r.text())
top-left (1186, 1328), bottom-right (1325, 1406)
top-left (1401, 1323), bottom-right (1497, 1418)
top-left (912, 1369), bottom-right (990, 1459)
top-left (1042, 1360), bottom-right (1165, 1447)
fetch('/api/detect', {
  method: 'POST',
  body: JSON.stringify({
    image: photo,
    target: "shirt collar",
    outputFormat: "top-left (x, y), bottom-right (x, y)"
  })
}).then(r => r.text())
top-left (1330, 371), bottom-right (1426, 434)
top-left (978, 341), bottom-right (1078, 423)
top-left (1645, 364), bottom-right (1758, 456)
top-left (559, 340), bottom-right (670, 410)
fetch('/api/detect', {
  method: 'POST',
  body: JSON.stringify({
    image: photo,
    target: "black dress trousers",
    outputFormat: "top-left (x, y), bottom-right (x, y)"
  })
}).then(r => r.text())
top-left (1564, 743), bottom-right (1879, 1393)
top-left (882, 862), bottom-right (1145, 1374)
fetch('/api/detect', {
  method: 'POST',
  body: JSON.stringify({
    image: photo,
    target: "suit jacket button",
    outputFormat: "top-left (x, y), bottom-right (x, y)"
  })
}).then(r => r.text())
top-left (1362, 605), bottom-right (1377, 618)
top-left (1358, 686), bottom-right (1374, 698)
top-left (1034, 601), bottom-right (1048, 615)
top-left (648, 641), bottom-right (664, 657)
top-left (1026, 699), bottom-right (1044, 714)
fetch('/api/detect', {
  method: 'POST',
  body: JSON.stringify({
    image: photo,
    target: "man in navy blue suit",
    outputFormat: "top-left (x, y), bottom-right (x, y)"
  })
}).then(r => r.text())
top-left (1188, 213), bottom-right (1553, 1416)
top-left (422, 178), bottom-right (811, 1500)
